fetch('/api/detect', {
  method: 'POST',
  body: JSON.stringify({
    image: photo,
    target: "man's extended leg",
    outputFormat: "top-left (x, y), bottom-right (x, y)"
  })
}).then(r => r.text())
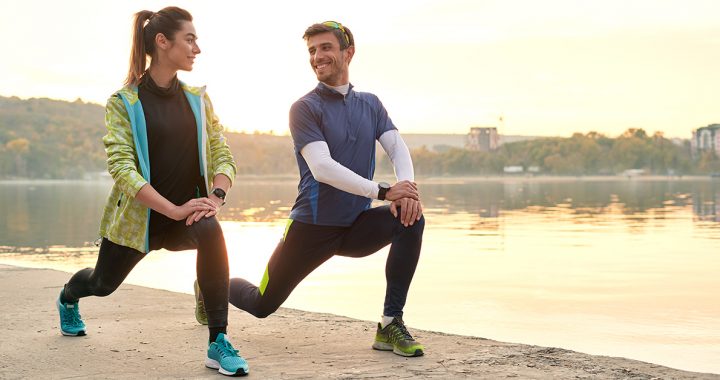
top-left (229, 220), bottom-right (340, 318)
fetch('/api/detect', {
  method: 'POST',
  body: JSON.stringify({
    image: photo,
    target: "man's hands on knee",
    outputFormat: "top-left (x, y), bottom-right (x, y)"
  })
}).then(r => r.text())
top-left (390, 198), bottom-right (423, 227)
top-left (387, 181), bottom-right (423, 227)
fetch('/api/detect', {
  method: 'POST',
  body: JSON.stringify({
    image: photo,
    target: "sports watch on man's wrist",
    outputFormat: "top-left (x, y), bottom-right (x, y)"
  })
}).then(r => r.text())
top-left (211, 187), bottom-right (226, 206)
top-left (377, 182), bottom-right (391, 201)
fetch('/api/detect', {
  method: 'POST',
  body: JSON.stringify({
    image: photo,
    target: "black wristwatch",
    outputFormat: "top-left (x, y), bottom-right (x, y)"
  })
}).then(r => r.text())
top-left (377, 182), bottom-right (391, 201)
top-left (211, 187), bottom-right (226, 206)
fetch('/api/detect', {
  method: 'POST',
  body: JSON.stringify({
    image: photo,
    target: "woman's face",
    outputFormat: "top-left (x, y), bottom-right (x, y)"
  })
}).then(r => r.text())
top-left (159, 21), bottom-right (201, 72)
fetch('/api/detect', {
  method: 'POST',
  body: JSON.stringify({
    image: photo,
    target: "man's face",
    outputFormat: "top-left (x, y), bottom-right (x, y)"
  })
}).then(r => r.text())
top-left (306, 32), bottom-right (353, 86)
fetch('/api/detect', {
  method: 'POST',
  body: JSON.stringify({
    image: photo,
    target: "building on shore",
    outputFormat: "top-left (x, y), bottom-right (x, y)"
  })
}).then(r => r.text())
top-left (691, 124), bottom-right (720, 157)
top-left (466, 127), bottom-right (499, 152)
top-left (397, 131), bottom-right (540, 152)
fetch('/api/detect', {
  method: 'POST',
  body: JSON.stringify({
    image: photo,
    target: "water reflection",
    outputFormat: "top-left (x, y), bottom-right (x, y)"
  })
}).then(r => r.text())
top-left (0, 181), bottom-right (108, 248)
top-left (1, 178), bottom-right (719, 373)
top-left (693, 181), bottom-right (720, 222)
top-left (2, 178), bottom-right (720, 249)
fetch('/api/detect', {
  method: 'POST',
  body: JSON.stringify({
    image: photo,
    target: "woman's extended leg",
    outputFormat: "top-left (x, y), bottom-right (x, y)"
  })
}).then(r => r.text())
top-left (58, 238), bottom-right (145, 336)
top-left (63, 238), bottom-right (145, 301)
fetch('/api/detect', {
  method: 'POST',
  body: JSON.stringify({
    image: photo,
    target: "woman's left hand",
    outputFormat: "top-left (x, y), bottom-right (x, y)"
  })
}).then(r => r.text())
top-left (185, 198), bottom-right (221, 226)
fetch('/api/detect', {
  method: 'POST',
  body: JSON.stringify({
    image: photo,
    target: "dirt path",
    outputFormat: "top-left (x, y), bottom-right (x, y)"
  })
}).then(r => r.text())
top-left (0, 265), bottom-right (716, 379)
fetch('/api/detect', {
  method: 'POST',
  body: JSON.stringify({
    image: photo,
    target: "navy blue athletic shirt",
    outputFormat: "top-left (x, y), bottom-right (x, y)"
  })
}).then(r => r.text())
top-left (288, 82), bottom-right (397, 226)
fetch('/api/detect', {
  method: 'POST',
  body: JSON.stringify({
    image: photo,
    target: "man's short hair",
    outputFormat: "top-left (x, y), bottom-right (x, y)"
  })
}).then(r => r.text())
top-left (303, 21), bottom-right (354, 50)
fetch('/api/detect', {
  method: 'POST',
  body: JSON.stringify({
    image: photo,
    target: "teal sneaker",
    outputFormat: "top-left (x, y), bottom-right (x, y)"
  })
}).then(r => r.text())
top-left (56, 291), bottom-right (86, 336)
top-left (194, 280), bottom-right (208, 325)
top-left (206, 333), bottom-right (249, 376)
top-left (372, 316), bottom-right (424, 357)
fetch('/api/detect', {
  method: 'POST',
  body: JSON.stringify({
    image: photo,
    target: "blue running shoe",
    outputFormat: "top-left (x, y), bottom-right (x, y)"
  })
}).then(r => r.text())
top-left (56, 291), bottom-right (86, 336)
top-left (206, 333), bottom-right (249, 376)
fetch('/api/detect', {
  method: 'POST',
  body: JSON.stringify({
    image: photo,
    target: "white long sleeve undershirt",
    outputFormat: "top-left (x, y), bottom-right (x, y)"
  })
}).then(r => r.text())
top-left (379, 129), bottom-right (414, 182)
top-left (300, 130), bottom-right (414, 200)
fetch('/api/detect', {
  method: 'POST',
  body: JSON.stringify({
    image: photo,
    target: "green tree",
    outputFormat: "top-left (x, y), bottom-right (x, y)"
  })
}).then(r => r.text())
top-left (6, 138), bottom-right (30, 177)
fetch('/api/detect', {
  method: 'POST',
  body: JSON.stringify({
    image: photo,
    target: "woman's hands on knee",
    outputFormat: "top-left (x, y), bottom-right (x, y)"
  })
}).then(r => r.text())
top-left (167, 197), bottom-right (218, 225)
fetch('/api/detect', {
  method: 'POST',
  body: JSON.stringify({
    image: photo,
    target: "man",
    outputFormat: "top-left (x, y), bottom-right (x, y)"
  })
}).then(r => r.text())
top-left (196, 21), bottom-right (425, 357)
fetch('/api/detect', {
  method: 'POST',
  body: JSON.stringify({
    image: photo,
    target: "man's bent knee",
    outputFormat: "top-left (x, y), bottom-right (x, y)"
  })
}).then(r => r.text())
top-left (253, 304), bottom-right (279, 319)
top-left (398, 214), bottom-right (425, 235)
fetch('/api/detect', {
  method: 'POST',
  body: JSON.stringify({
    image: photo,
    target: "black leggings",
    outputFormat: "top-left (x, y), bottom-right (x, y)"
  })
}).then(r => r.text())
top-left (63, 217), bottom-right (229, 328)
top-left (229, 205), bottom-right (424, 318)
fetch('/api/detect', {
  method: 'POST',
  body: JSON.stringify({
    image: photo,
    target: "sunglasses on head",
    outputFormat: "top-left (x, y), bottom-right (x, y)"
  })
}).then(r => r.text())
top-left (322, 21), bottom-right (350, 46)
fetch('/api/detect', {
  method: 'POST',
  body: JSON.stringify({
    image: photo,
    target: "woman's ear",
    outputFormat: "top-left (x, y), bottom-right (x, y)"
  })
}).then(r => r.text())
top-left (154, 33), bottom-right (169, 51)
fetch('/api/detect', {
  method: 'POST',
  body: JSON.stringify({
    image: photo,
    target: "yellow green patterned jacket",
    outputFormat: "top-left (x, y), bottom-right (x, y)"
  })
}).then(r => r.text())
top-left (98, 84), bottom-right (237, 253)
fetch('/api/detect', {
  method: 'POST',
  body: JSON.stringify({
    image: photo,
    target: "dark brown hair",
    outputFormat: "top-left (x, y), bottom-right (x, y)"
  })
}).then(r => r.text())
top-left (303, 22), bottom-right (354, 50)
top-left (124, 6), bottom-right (193, 86)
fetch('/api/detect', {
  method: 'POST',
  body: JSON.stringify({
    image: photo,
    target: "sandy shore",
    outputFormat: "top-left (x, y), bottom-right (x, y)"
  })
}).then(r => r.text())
top-left (0, 264), bottom-right (716, 379)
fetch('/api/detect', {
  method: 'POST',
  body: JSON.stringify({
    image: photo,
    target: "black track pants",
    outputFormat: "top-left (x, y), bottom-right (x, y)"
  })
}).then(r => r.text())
top-left (63, 217), bottom-right (229, 328)
top-left (229, 205), bottom-right (424, 318)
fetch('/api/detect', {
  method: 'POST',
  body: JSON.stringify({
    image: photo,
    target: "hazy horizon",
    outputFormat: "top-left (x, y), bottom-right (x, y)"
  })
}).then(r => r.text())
top-left (6, 93), bottom-right (695, 140)
top-left (2, 0), bottom-right (719, 139)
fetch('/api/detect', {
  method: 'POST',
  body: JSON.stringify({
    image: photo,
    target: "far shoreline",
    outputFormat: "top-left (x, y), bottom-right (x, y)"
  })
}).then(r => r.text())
top-left (418, 174), bottom-right (720, 183)
top-left (1, 174), bottom-right (719, 185)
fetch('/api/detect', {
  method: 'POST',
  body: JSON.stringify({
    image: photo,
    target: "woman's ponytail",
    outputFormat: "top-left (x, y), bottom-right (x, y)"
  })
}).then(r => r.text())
top-left (124, 10), bottom-right (154, 86)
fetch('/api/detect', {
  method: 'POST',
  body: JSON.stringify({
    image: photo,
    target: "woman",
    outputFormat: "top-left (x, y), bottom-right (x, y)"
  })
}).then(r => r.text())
top-left (55, 6), bottom-right (248, 377)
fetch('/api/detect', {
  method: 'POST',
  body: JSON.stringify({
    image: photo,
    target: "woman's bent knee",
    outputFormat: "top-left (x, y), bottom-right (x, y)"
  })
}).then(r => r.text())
top-left (194, 216), bottom-right (221, 230)
top-left (190, 217), bottom-right (224, 239)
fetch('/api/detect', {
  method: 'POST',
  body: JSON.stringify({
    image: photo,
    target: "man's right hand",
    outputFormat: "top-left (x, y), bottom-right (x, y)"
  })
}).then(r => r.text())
top-left (385, 180), bottom-right (419, 201)
top-left (390, 197), bottom-right (423, 227)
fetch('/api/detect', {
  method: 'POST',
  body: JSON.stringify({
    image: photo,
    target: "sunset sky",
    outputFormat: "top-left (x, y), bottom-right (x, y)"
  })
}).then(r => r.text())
top-left (2, 0), bottom-right (719, 138)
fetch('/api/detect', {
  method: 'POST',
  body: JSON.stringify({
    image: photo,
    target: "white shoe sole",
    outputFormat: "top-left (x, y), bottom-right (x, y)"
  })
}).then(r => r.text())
top-left (205, 358), bottom-right (248, 376)
top-left (60, 330), bottom-right (86, 336)
top-left (372, 341), bottom-right (424, 357)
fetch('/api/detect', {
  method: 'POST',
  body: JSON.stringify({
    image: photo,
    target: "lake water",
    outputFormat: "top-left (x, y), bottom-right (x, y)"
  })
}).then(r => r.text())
top-left (1, 178), bottom-right (719, 374)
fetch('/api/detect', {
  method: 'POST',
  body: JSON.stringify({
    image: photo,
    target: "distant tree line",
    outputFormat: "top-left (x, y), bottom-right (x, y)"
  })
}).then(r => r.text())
top-left (2, 96), bottom-right (719, 179)
top-left (0, 96), bottom-right (107, 178)
top-left (0, 96), bottom-right (301, 179)
top-left (402, 129), bottom-right (720, 176)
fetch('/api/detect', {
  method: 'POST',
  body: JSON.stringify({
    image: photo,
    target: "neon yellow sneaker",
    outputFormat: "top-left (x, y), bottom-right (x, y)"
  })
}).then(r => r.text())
top-left (372, 316), bottom-right (424, 357)
top-left (194, 280), bottom-right (208, 325)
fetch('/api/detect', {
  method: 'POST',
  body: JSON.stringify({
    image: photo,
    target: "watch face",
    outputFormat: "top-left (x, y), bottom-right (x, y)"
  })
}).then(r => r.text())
top-left (212, 188), bottom-right (226, 199)
top-left (378, 182), bottom-right (390, 200)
